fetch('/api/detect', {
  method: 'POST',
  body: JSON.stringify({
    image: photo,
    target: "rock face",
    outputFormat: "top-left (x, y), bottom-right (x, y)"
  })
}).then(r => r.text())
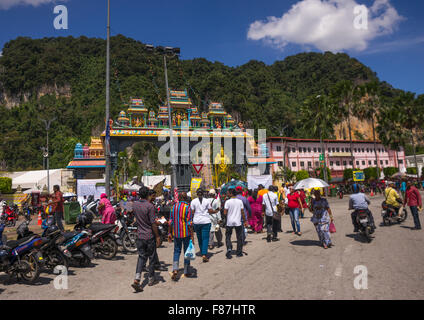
top-left (1, 83), bottom-right (71, 109)
top-left (334, 117), bottom-right (375, 141)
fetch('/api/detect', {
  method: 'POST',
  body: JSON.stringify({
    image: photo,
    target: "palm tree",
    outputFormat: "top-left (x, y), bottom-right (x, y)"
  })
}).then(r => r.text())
top-left (331, 80), bottom-right (358, 168)
top-left (300, 94), bottom-right (338, 186)
top-left (354, 81), bottom-right (381, 178)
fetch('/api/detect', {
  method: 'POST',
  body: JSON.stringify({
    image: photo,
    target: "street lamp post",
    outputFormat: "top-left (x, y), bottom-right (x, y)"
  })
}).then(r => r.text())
top-left (316, 95), bottom-right (329, 195)
top-left (41, 118), bottom-right (56, 193)
top-left (105, 0), bottom-right (111, 198)
top-left (145, 45), bottom-right (180, 192)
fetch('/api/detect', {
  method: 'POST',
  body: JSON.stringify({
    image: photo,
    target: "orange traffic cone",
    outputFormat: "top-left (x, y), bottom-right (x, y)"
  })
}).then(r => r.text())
top-left (370, 190), bottom-right (374, 197)
top-left (37, 210), bottom-right (42, 225)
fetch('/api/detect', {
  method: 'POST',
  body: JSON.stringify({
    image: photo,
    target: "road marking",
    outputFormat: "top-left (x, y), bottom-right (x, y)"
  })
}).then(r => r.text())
top-left (334, 263), bottom-right (343, 277)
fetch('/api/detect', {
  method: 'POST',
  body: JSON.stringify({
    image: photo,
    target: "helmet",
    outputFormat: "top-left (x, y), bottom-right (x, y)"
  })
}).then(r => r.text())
top-left (45, 224), bottom-right (60, 237)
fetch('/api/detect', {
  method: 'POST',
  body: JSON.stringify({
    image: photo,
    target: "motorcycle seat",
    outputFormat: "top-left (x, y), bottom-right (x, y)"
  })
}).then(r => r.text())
top-left (63, 232), bottom-right (78, 240)
top-left (6, 235), bottom-right (38, 249)
top-left (89, 223), bottom-right (115, 233)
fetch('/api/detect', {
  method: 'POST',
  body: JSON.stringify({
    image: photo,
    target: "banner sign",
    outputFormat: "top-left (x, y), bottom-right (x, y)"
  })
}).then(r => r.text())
top-left (190, 178), bottom-right (202, 198)
top-left (353, 171), bottom-right (365, 182)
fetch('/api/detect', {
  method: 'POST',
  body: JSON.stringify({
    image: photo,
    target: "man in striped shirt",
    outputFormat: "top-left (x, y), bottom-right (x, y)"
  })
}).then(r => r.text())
top-left (168, 192), bottom-right (195, 280)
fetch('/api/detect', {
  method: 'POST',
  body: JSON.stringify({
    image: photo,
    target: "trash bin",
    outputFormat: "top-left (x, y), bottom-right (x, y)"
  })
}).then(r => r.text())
top-left (64, 201), bottom-right (81, 224)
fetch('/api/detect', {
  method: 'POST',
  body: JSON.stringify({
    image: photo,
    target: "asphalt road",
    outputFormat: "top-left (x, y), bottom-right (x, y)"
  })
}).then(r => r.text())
top-left (1, 193), bottom-right (423, 300)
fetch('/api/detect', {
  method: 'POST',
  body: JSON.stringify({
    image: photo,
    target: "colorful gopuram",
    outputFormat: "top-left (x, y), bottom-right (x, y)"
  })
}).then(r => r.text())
top-left (113, 89), bottom-right (240, 131)
top-left (67, 137), bottom-right (106, 179)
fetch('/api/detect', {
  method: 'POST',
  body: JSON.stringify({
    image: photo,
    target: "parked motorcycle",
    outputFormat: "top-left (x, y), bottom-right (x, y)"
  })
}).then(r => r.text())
top-left (381, 201), bottom-right (408, 226)
top-left (354, 209), bottom-right (374, 242)
top-left (113, 207), bottom-right (137, 253)
top-left (16, 216), bottom-right (69, 271)
top-left (75, 211), bottom-right (118, 260)
top-left (0, 218), bottom-right (44, 283)
top-left (0, 201), bottom-right (18, 227)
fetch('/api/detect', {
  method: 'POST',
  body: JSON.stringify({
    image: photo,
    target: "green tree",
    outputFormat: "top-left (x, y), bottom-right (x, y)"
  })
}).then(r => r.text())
top-left (383, 167), bottom-right (398, 178)
top-left (295, 170), bottom-right (309, 182)
top-left (363, 167), bottom-right (378, 180)
top-left (0, 177), bottom-right (12, 193)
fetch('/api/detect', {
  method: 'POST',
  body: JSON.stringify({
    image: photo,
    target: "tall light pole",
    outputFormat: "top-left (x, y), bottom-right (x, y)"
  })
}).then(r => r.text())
top-left (145, 45), bottom-right (180, 192)
top-left (105, 0), bottom-right (111, 197)
top-left (41, 118), bottom-right (56, 193)
top-left (316, 95), bottom-right (329, 195)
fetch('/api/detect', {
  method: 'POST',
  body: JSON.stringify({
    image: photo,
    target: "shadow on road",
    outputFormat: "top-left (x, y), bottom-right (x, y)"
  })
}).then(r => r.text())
top-left (290, 240), bottom-right (321, 247)
top-left (0, 274), bottom-right (53, 286)
top-left (345, 233), bottom-right (373, 243)
top-left (400, 226), bottom-right (415, 230)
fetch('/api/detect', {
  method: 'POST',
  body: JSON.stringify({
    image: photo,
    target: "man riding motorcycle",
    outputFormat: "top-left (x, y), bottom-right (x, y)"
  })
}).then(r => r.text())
top-left (384, 182), bottom-right (402, 215)
top-left (349, 185), bottom-right (376, 232)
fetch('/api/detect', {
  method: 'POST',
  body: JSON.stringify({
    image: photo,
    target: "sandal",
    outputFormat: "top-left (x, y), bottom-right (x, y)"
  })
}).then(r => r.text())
top-left (202, 256), bottom-right (209, 263)
top-left (171, 271), bottom-right (178, 281)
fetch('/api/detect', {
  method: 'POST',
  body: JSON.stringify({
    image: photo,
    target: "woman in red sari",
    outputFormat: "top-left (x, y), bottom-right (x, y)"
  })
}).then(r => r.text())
top-left (248, 189), bottom-right (264, 233)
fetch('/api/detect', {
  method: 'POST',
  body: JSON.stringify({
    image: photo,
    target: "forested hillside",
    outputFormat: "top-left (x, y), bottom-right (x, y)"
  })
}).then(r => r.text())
top-left (0, 35), bottom-right (414, 171)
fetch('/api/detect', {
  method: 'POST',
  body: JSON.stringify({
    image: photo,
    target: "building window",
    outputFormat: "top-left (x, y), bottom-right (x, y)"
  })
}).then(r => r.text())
top-left (276, 146), bottom-right (282, 151)
top-left (315, 161), bottom-right (319, 167)
top-left (362, 160), bottom-right (366, 165)
top-left (308, 147), bottom-right (311, 152)
top-left (380, 160), bottom-right (383, 165)
top-left (354, 148), bottom-right (357, 152)
top-left (332, 148), bottom-right (336, 152)
top-left (308, 161), bottom-right (312, 168)
top-left (336, 161), bottom-right (340, 166)
top-left (292, 162), bottom-right (296, 167)
top-left (366, 148), bottom-right (369, 152)
top-left (343, 161), bottom-right (347, 166)
top-left (300, 161), bottom-right (305, 167)
top-left (368, 160), bottom-right (372, 165)
top-left (374, 160), bottom-right (377, 165)
top-left (292, 148), bottom-right (296, 152)
top-left (385, 160), bottom-right (388, 165)
top-left (278, 161), bottom-right (283, 166)
top-left (362, 148), bottom-right (365, 153)
top-left (350, 161), bottom-right (353, 165)
top-left (330, 161), bottom-right (334, 166)
top-left (356, 161), bottom-right (360, 166)
top-left (318, 148), bottom-right (321, 153)
top-left (313, 147), bottom-right (317, 153)
top-left (336, 147), bottom-right (340, 152)
top-left (303, 147), bottom-right (307, 153)
top-left (399, 160), bottom-right (403, 164)
top-left (347, 148), bottom-right (350, 153)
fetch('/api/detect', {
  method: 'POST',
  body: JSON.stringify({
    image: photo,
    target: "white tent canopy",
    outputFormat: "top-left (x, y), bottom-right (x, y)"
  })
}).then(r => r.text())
top-left (10, 169), bottom-right (62, 192)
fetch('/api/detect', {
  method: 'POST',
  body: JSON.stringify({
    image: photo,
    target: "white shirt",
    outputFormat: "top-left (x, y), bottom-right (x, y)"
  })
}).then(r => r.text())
top-left (284, 188), bottom-right (290, 204)
top-left (190, 197), bottom-right (212, 225)
top-left (262, 191), bottom-right (278, 217)
top-left (224, 197), bottom-right (244, 227)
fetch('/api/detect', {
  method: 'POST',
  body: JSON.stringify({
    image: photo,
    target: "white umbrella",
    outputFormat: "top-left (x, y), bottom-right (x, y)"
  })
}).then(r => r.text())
top-left (293, 178), bottom-right (329, 190)
top-left (63, 192), bottom-right (76, 197)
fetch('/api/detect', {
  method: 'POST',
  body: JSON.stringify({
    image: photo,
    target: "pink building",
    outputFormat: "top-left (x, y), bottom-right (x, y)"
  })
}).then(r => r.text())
top-left (267, 137), bottom-right (406, 178)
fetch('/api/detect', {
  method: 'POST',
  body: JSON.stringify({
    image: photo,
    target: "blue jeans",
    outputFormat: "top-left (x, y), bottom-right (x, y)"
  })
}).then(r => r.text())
top-left (410, 206), bottom-right (421, 229)
top-left (173, 237), bottom-right (191, 272)
top-left (289, 208), bottom-right (301, 233)
top-left (194, 223), bottom-right (211, 256)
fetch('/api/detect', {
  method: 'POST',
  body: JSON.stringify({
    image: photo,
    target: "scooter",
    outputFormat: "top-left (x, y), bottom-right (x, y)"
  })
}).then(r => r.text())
top-left (75, 211), bottom-right (118, 260)
top-left (0, 201), bottom-right (18, 227)
top-left (381, 201), bottom-right (408, 226)
top-left (354, 209), bottom-right (374, 243)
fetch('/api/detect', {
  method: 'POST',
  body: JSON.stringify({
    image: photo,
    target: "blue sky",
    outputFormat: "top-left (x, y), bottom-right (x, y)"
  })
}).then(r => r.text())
top-left (0, 0), bottom-right (423, 94)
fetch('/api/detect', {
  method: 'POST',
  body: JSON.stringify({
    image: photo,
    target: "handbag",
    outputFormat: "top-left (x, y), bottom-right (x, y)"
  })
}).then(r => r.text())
top-left (184, 239), bottom-right (196, 260)
top-left (329, 222), bottom-right (336, 233)
top-left (267, 193), bottom-right (280, 221)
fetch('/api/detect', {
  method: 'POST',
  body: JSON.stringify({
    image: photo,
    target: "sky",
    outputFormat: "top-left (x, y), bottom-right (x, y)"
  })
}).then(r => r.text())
top-left (0, 0), bottom-right (423, 94)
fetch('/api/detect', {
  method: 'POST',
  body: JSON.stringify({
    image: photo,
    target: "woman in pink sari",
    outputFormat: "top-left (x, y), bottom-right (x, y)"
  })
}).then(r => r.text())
top-left (248, 189), bottom-right (264, 233)
top-left (98, 193), bottom-right (116, 224)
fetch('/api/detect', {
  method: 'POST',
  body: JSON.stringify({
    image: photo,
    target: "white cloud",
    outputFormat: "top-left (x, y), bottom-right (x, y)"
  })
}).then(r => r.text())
top-left (0, 0), bottom-right (66, 10)
top-left (247, 0), bottom-right (404, 52)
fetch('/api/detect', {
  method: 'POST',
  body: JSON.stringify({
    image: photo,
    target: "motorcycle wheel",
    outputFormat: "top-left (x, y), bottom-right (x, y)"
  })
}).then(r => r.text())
top-left (79, 255), bottom-right (91, 267)
top-left (20, 255), bottom-right (40, 283)
top-left (364, 227), bottom-right (372, 243)
top-left (47, 249), bottom-right (69, 270)
top-left (399, 209), bottom-right (408, 223)
top-left (97, 236), bottom-right (118, 260)
top-left (122, 232), bottom-right (138, 253)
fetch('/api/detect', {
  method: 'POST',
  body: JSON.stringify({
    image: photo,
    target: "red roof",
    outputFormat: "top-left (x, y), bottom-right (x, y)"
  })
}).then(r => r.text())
top-left (67, 160), bottom-right (106, 168)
